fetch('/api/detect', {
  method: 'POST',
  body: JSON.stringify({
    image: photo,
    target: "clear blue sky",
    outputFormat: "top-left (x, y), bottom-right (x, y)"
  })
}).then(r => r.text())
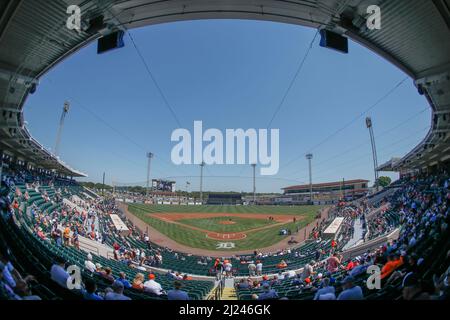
top-left (24, 19), bottom-right (429, 193)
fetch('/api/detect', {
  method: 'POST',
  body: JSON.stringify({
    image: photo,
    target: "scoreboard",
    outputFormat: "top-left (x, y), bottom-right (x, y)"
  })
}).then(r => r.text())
top-left (152, 179), bottom-right (176, 192)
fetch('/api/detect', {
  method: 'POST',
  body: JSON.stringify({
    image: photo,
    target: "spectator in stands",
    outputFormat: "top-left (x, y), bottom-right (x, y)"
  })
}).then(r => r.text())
top-left (14, 279), bottom-right (41, 300)
top-left (380, 254), bottom-right (403, 280)
top-left (50, 256), bottom-right (69, 289)
top-left (224, 260), bottom-right (233, 277)
top-left (260, 275), bottom-right (270, 287)
top-left (331, 239), bottom-right (337, 252)
top-left (345, 259), bottom-right (357, 271)
top-left (52, 228), bottom-right (62, 247)
top-left (143, 274), bottom-right (165, 296)
top-left (197, 257), bottom-right (208, 266)
top-left (116, 272), bottom-right (131, 288)
top-left (104, 280), bottom-right (131, 300)
top-left (155, 252), bottom-right (163, 266)
top-left (277, 260), bottom-right (288, 269)
top-left (214, 259), bottom-right (222, 275)
top-left (301, 260), bottom-right (316, 280)
top-left (326, 253), bottom-right (342, 273)
top-left (0, 251), bottom-right (19, 289)
top-left (72, 230), bottom-right (80, 249)
top-left (101, 267), bottom-right (115, 283)
top-left (337, 276), bottom-right (364, 300)
top-left (286, 269), bottom-right (296, 279)
top-left (83, 278), bottom-right (103, 300)
top-left (237, 279), bottom-right (250, 289)
top-left (258, 283), bottom-right (278, 300)
top-left (132, 273), bottom-right (145, 290)
top-left (248, 262), bottom-right (256, 276)
top-left (84, 253), bottom-right (96, 273)
top-left (349, 257), bottom-right (369, 277)
top-left (0, 261), bottom-right (21, 300)
top-left (270, 275), bottom-right (280, 287)
top-left (256, 260), bottom-right (263, 276)
top-left (402, 273), bottom-right (430, 300)
top-left (63, 225), bottom-right (71, 246)
top-left (313, 278), bottom-right (336, 300)
top-left (167, 280), bottom-right (190, 300)
top-left (36, 227), bottom-right (46, 240)
top-left (288, 274), bottom-right (301, 287)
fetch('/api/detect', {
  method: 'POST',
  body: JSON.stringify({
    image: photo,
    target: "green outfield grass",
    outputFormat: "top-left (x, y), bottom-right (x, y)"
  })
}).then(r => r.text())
top-left (127, 203), bottom-right (325, 251)
top-left (178, 216), bottom-right (277, 233)
top-left (131, 204), bottom-right (324, 215)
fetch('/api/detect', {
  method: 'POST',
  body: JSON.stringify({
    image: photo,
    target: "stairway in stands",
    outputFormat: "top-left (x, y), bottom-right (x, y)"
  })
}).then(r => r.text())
top-left (221, 278), bottom-right (237, 300)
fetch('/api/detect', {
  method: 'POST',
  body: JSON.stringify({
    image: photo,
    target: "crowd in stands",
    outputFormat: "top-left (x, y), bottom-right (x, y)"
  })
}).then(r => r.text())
top-left (234, 171), bottom-right (450, 300)
top-left (1, 170), bottom-right (212, 300)
top-left (1, 165), bottom-right (449, 301)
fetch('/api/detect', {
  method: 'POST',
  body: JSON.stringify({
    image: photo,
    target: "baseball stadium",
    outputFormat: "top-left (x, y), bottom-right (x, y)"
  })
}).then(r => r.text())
top-left (0, 0), bottom-right (449, 306)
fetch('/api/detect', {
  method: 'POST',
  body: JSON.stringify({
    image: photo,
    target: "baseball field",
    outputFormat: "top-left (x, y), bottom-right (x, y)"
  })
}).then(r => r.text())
top-left (127, 204), bottom-right (325, 251)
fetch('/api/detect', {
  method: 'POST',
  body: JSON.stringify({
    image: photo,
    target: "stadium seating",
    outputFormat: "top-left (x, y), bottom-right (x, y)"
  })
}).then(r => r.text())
top-left (1, 168), bottom-right (449, 300)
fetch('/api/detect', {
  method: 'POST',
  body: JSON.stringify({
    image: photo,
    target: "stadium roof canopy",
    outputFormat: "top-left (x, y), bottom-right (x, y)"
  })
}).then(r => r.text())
top-left (377, 157), bottom-right (402, 172)
top-left (0, 0), bottom-right (449, 177)
top-left (283, 179), bottom-right (369, 191)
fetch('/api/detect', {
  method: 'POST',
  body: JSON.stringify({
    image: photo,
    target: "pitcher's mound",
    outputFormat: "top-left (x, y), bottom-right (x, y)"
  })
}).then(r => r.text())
top-left (206, 232), bottom-right (246, 240)
top-left (218, 220), bottom-right (236, 225)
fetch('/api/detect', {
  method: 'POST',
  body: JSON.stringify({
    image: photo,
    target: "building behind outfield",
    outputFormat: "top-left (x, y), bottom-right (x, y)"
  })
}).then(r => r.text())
top-left (206, 193), bottom-right (243, 205)
top-left (282, 179), bottom-right (369, 204)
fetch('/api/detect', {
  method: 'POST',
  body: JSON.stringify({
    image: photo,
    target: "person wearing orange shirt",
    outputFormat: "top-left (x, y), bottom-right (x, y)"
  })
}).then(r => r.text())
top-left (346, 260), bottom-right (355, 271)
top-left (63, 226), bottom-right (71, 246)
top-left (277, 260), bottom-right (288, 269)
top-left (381, 254), bottom-right (404, 280)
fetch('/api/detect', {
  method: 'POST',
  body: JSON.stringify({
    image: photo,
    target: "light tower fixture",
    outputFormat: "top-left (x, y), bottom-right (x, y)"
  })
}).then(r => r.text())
top-left (251, 163), bottom-right (256, 205)
top-left (146, 152), bottom-right (153, 198)
top-left (199, 161), bottom-right (205, 204)
top-left (54, 101), bottom-right (70, 157)
top-left (366, 117), bottom-right (379, 192)
top-left (306, 153), bottom-right (313, 204)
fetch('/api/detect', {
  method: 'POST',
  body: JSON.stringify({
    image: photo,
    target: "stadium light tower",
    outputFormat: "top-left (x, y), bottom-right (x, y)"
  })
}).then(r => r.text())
top-left (146, 152), bottom-right (153, 198)
top-left (54, 101), bottom-right (70, 157)
top-left (199, 162), bottom-right (205, 204)
top-left (102, 171), bottom-right (105, 197)
top-left (306, 154), bottom-right (313, 204)
top-left (366, 117), bottom-right (379, 192)
top-left (251, 163), bottom-right (256, 204)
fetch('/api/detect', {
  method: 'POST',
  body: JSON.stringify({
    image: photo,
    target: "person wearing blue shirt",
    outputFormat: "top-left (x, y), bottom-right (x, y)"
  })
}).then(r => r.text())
top-left (258, 283), bottom-right (279, 300)
top-left (337, 276), bottom-right (364, 300)
top-left (349, 259), bottom-right (369, 278)
top-left (83, 279), bottom-right (103, 300)
top-left (313, 278), bottom-right (336, 300)
top-left (116, 272), bottom-right (131, 288)
top-left (167, 281), bottom-right (190, 300)
top-left (0, 252), bottom-right (16, 289)
top-left (237, 279), bottom-right (250, 289)
top-left (104, 281), bottom-right (131, 300)
top-left (50, 257), bottom-right (69, 289)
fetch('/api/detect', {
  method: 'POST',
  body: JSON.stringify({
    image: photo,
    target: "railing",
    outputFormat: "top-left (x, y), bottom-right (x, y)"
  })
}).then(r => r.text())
top-left (207, 277), bottom-right (225, 300)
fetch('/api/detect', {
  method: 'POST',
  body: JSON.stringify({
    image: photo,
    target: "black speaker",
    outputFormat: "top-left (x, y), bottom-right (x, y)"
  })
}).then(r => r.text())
top-left (97, 30), bottom-right (125, 54)
top-left (319, 29), bottom-right (349, 54)
top-left (417, 84), bottom-right (425, 95)
top-left (29, 83), bottom-right (37, 94)
top-left (87, 15), bottom-right (105, 34)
